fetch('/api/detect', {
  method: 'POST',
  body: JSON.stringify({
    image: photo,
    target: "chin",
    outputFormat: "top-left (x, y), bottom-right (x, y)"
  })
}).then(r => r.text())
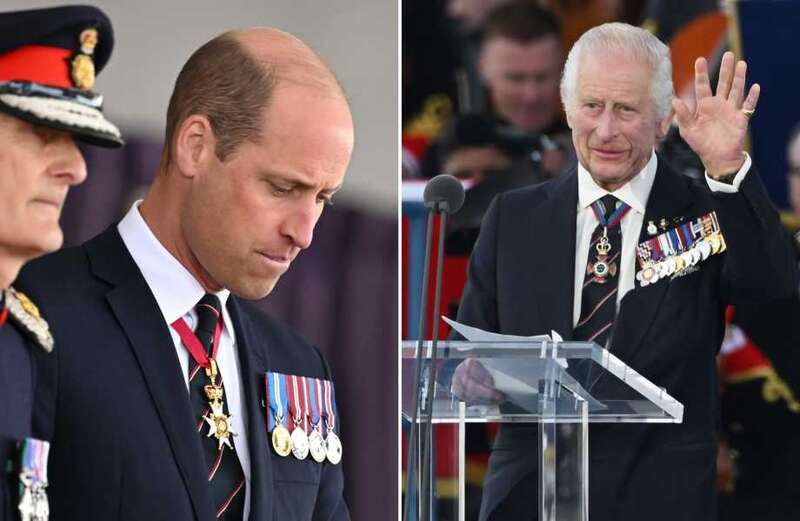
top-left (23, 230), bottom-right (64, 259)
top-left (229, 277), bottom-right (280, 301)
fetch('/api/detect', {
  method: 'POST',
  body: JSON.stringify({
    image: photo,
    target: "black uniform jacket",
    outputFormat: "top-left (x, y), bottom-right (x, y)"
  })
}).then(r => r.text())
top-left (0, 306), bottom-right (34, 521)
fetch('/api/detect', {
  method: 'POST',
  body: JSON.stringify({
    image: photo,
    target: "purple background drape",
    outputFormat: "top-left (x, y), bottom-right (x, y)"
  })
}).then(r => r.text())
top-left (59, 138), bottom-right (397, 521)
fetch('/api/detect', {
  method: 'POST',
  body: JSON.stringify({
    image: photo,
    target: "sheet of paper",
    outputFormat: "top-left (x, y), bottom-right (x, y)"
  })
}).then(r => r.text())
top-left (443, 316), bottom-right (565, 367)
top-left (443, 316), bottom-right (606, 412)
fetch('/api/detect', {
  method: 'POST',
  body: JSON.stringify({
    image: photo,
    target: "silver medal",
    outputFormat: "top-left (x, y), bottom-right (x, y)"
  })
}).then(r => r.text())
top-left (665, 257), bottom-right (677, 276)
top-left (325, 430), bottom-right (342, 465)
top-left (291, 425), bottom-right (310, 460)
top-left (698, 240), bottom-right (712, 260)
top-left (309, 428), bottom-right (326, 463)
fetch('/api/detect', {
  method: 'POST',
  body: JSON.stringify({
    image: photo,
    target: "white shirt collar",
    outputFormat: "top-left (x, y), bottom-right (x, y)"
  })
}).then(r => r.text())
top-left (577, 150), bottom-right (657, 215)
top-left (117, 201), bottom-right (231, 325)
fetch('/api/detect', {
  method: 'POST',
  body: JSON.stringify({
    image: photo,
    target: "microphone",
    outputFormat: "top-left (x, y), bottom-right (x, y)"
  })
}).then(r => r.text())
top-left (404, 175), bottom-right (465, 521)
top-left (424, 173), bottom-right (466, 214)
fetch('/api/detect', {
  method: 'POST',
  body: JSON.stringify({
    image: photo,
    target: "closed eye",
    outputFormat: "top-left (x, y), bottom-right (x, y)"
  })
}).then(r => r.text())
top-left (268, 181), bottom-right (292, 197)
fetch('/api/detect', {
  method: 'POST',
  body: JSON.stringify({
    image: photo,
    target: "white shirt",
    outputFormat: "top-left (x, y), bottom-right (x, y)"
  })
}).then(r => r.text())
top-left (118, 202), bottom-right (251, 518)
top-left (573, 150), bottom-right (751, 329)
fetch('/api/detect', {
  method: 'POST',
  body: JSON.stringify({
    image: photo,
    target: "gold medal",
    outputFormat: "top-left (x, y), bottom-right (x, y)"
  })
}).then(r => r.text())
top-left (673, 254), bottom-right (686, 274)
top-left (707, 233), bottom-right (721, 254)
top-left (717, 233), bottom-right (727, 253)
top-left (201, 359), bottom-right (237, 450)
top-left (291, 425), bottom-right (310, 460)
top-left (203, 397), bottom-right (237, 450)
top-left (309, 428), bottom-right (326, 463)
top-left (272, 422), bottom-right (292, 457)
top-left (325, 430), bottom-right (342, 465)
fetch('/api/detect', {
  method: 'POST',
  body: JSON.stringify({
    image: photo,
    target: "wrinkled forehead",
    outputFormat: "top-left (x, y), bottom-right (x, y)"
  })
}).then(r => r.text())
top-left (576, 51), bottom-right (654, 100)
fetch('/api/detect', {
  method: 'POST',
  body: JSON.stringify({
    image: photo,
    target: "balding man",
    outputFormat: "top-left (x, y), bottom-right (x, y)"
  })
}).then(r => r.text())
top-left (16, 28), bottom-right (353, 521)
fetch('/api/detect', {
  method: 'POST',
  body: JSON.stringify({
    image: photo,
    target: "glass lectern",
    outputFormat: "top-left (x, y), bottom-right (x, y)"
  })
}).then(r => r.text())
top-left (402, 340), bottom-right (684, 521)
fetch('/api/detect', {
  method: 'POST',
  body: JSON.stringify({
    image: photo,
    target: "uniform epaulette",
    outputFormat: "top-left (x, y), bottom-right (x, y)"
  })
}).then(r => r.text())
top-left (5, 287), bottom-right (54, 352)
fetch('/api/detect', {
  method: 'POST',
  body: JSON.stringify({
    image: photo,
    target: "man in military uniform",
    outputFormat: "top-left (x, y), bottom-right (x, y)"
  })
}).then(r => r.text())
top-left (0, 5), bottom-right (121, 520)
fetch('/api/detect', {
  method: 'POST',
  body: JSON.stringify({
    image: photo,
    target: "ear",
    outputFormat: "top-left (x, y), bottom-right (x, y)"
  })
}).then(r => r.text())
top-left (173, 115), bottom-right (216, 179)
top-left (655, 109), bottom-right (674, 140)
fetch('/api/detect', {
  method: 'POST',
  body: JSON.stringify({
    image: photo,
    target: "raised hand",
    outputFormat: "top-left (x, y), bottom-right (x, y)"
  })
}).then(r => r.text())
top-left (672, 51), bottom-right (760, 179)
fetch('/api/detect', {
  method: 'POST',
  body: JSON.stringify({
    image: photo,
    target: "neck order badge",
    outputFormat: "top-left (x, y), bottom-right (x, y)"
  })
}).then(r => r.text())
top-left (587, 196), bottom-right (631, 283)
top-left (172, 316), bottom-right (238, 450)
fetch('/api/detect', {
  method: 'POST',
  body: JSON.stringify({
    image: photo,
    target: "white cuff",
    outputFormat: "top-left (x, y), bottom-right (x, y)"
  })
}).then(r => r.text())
top-left (705, 153), bottom-right (752, 193)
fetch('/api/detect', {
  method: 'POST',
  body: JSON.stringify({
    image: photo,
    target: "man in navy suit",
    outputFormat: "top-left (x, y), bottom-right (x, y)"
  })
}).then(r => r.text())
top-left (450, 23), bottom-right (797, 521)
top-left (0, 5), bottom-right (122, 521)
top-left (17, 28), bottom-right (353, 521)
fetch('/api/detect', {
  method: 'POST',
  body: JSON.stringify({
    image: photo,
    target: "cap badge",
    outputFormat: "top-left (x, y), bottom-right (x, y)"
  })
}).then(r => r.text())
top-left (70, 27), bottom-right (98, 90)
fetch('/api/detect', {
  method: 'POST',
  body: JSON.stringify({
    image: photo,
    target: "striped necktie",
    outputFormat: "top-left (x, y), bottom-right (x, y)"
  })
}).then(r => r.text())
top-left (189, 294), bottom-right (246, 520)
top-left (573, 194), bottom-right (631, 347)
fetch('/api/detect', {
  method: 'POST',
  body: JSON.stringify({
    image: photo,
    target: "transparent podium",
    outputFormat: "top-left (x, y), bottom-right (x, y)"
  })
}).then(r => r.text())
top-left (401, 340), bottom-right (684, 521)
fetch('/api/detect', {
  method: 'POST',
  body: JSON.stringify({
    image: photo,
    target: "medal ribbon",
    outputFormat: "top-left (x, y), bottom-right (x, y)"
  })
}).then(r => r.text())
top-left (0, 290), bottom-right (7, 327)
top-left (308, 376), bottom-right (321, 432)
top-left (20, 438), bottom-right (49, 485)
top-left (300, 376), bottom-right (310, 432)
top-left (590, 198), bottom-right (631, 228)
top-left (171, 316), bottom-right (223, 371)
top-left (287, 375), bottom-right (303, 433)
top-left (270, 372), bottom-right (287, 429)
top-left (637, 211), bottom-right (721, 265)
top-left (314, 378), bottom-right (326, 437)
top-left (323, 380), bottom-right (336, 432)
top-left (264, 374), bottom-right (274, 431)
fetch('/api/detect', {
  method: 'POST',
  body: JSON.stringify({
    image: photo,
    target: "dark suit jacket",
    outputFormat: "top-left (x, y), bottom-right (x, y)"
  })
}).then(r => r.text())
top-left (16, 227), bottom-right (349, 521)
top-left (0, 316), bottom-right (36, 521)
top-left (455, 159), bottom-right (798, 521)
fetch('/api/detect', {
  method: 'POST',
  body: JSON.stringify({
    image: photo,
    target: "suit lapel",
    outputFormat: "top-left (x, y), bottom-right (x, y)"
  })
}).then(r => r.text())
top-left (527, 171), bottom-right (578, 339)
top-left (228, 299), bottom-right (275, 521)
top-left (612, 158), bottom-right (696, 362)
top-left (86, 229), bottom-right (216, 521)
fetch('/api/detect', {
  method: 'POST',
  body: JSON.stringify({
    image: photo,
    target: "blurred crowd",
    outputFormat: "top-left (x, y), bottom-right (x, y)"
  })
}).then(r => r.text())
top-left (403, 1), bottom-right (800, 519)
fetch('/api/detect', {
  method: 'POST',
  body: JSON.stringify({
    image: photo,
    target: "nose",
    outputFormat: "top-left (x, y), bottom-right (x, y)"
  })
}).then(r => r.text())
top-left (595, 108), bottom-right (619, 141)
top-left (520, 80), bottom-right (543, 103)
top-left (49, 132), bottom-right (87, 186)
top-left (281, 199), bottom-right (320, 250)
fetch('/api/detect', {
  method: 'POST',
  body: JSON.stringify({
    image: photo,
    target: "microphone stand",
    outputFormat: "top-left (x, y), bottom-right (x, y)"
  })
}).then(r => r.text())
top-left (403, 203), bottom-right (449, 521)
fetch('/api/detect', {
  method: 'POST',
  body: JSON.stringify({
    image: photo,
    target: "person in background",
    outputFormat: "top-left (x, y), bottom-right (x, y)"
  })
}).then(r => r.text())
top-left (423, 2), bottom-right (574, 182)
top-left (0, 5), bottom-right (122, 521)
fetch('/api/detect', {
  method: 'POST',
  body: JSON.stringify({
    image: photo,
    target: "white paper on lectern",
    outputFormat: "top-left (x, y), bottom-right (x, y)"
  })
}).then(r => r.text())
top-left (442, 316), bottom-right (606, 412)
top-left (442, 316), bottom-right (565, 366)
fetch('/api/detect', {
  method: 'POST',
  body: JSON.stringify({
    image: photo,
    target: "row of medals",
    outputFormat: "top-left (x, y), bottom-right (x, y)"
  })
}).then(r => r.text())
top-left (271, 416), bottom-right (342, 465)
top-left (636, 230), bottom-right (726, 287)
top-left (200, 361), bottom-right (342, 465)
